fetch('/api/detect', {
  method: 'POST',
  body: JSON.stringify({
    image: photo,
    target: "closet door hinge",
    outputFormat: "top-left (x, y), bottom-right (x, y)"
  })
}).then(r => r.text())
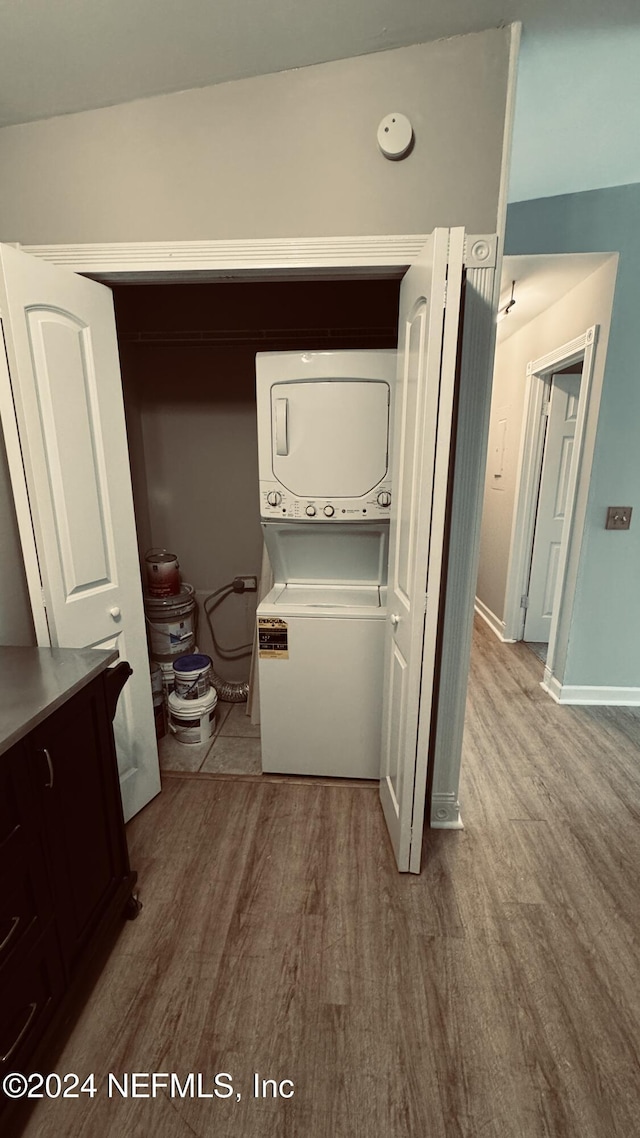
top-left (41, 588), bottom-right (47, 609)
top-left (520, 594), bottom-right (529, 610)
top-left (541, 398), bottom-right (550, 417)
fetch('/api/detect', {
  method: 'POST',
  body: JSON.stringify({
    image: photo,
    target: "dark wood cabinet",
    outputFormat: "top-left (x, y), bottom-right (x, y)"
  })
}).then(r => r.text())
top-left (0, 653), bottom-right (137, 1136)
top-left (29, 678), bottom-right (131, 975)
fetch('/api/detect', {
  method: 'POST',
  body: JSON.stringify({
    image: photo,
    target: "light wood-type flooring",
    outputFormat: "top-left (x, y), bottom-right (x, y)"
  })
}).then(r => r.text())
top-left (19, 618), bottom-right (640, 1137)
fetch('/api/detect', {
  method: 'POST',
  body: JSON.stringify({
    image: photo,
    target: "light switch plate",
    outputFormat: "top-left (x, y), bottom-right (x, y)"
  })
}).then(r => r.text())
top-left (605, 506), bottom-right (632, 530)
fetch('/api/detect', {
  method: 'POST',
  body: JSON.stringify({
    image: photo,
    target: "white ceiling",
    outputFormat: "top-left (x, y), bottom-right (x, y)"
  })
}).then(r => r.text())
top-left (497, 253), bottom-right (615, 342)
top-left (0, 0), bottom-right (638, 129)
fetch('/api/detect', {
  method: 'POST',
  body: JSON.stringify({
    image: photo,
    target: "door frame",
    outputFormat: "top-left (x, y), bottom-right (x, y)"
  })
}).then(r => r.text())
top-left (502, 326), bottom-right (598, 693)
top-left (12, 233), bottom-right (500, 833)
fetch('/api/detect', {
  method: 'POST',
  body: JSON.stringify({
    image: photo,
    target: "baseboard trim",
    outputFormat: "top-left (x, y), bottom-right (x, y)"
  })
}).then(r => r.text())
top-left (474, 597), bottom-right (515, 643)
top-left (541, 674), bottom-right (640, 706)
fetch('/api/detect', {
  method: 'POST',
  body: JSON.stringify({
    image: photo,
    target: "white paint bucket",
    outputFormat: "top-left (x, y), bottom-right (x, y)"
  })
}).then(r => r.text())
top-left (150, 662), bottom-right (166, 739)
top-left (155, 658), bottom-right (176, 705)
top-left (144, 583), bottom-right (196, 661)
top-left (173, 653), bottom-right (212, 700)
top-left (168, 688), bottom-right (218, 744)
top-left (145, 549), bottom-right (180, 597)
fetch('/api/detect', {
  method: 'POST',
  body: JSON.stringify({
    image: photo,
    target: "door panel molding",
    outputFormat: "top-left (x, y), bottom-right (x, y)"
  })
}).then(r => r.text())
top-left (20, 236), bottom-right (426, 282)
top-left (19, 233), bottom-right (497, 283)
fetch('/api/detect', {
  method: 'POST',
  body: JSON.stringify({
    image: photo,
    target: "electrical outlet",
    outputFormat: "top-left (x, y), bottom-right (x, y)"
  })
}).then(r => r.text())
top-left (233, 575), bottom-right (258, 592)
top-left (605, 506), bottom-right (632, 530)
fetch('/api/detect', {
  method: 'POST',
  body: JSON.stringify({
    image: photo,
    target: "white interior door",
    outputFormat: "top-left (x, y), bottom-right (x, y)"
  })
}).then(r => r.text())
top-left (0, 243), bottom-right (161, 821)
top-left (524, 371), bottom-right (581, 644)
top-left (380, 228), bottom-right (465, 872)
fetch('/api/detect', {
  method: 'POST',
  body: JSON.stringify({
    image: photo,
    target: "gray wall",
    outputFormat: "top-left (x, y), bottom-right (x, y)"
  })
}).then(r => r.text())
top-left (0, 30), bottom-right (511, 649)
top-left (506, 183), bottom-right (640, 690)
top-left (121, 344), bottom-right (263, 682)
top-left (0, 30), bottom-right (510, 244)
top-left (0, 419), bottom-right (34, 644)
top-left (477, 258), bottom-right (618, 638)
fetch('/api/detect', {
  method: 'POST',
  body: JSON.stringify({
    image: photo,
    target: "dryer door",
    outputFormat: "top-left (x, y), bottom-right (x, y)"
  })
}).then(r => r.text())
top-left (270, 380), bottom-right (390, 497)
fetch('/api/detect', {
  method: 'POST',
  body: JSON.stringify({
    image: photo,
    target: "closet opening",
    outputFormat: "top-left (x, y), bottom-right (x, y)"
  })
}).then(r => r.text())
top-left (112, 278), bottom-right (401, 776)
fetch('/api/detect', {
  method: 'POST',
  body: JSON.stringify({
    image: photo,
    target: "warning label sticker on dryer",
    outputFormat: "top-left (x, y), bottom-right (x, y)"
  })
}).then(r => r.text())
top-left (258, 618), bottom-right (289, 659)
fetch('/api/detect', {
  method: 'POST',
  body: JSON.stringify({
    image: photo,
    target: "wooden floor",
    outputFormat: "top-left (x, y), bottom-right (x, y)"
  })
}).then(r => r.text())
top-left (20, 619), bottom-right (640, 1137)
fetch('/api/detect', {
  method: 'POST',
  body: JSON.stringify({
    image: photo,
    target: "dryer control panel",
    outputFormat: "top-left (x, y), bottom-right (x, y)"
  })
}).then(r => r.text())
top-left (260, 481), bottom-right (393, 521)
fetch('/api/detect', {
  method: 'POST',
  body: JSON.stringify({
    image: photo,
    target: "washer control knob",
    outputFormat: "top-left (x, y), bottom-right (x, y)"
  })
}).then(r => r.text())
top-left (323, 504), bottom-right (335, 517)
top-left (377, 491), bottom-right (391, 507)
top-left (267, 491), bottom-right (282, 507)
top-left (305, 504), bottom-right (317, 516)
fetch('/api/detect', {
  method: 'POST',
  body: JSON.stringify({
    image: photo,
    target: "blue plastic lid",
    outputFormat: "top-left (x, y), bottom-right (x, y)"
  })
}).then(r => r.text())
top-left (173, 653), bottom-right (212, 673)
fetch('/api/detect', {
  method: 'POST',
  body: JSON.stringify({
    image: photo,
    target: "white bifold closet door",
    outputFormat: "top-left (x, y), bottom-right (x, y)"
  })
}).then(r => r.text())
top-left (380, 228), bottom-right (465, 873)
top-left (0, 243), bottom-right (161, 822)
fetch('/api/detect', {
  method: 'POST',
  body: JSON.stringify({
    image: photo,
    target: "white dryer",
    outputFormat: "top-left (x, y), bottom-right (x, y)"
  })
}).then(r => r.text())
top-left (256, 349), bottom-right (395, 521)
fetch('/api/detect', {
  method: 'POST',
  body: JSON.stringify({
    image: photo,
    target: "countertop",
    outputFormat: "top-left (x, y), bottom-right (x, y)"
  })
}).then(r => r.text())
top-left (0, 646), bottom-right (117, 757)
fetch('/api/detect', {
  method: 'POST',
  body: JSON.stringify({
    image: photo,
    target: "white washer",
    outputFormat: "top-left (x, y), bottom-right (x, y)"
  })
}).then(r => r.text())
top-left (256, 522), bottom-right (388, 779)
top-left (258, 583), bottom-right (386, 779)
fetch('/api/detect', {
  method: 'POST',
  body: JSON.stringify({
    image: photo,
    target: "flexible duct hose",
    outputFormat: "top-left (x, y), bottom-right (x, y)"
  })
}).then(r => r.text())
top-left (209, 666), bottom-right (249, 703)
top-left (201, 581), bottom-right (254, 703)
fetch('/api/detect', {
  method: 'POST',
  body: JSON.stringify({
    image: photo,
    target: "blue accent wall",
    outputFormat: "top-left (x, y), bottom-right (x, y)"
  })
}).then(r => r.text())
top-left (509, 28), bottom-right (640, 203)
top-left (506, 183), bottom-right (640, 690)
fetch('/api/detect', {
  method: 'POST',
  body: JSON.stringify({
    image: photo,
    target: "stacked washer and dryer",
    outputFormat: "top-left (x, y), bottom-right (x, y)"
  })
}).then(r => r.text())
top-left (255, 349), bottom-right (396, 779)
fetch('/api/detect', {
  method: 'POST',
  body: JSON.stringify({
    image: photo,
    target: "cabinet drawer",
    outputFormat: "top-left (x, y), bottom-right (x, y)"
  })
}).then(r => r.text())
top-left (0, 741), bottom-right (34, 852)
top-left (0, 924), bottom-right (65, 1074)
top-left (0, 845), bottom-right (53, 975)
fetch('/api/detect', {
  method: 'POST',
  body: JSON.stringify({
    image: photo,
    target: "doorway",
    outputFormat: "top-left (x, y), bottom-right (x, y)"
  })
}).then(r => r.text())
top-left (523, 361), bottom-right (583, 661)
top-left (1, 232), bottom-right (498, 861)
top-left (502, 327), bottom-right (599, 692)
top-left (111, 277), bottom-right (401, 778)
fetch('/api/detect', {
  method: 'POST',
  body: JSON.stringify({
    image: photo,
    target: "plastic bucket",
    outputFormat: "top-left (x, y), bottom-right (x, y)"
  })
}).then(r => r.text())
top-left (145, 549), bottom-right (180, 597)
top-left (168, 688), bottom-right (218, 744)
top-left (173, 653), bottom-right (212, 700)
top-left (150, 662), bottom-right (166, 739)
top-left (154, 658), bottom-right (176, 706)
top-left (144, 583), bottom-right (196, 660)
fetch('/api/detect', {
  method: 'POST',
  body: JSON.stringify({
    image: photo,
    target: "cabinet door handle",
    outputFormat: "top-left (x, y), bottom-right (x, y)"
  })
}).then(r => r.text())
top-left (43, 747), bottom-right (54, 790)
top-left (0, 915), bottom-right (20, 956)
top-left (1, 1002), bottom-right (38, 1063)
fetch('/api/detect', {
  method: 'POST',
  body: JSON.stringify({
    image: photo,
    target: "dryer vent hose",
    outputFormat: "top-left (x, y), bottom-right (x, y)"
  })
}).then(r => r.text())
top-left (210, 667), bottom-right (249, 704)
top-left (201, 579), bottom-right (254, 702)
